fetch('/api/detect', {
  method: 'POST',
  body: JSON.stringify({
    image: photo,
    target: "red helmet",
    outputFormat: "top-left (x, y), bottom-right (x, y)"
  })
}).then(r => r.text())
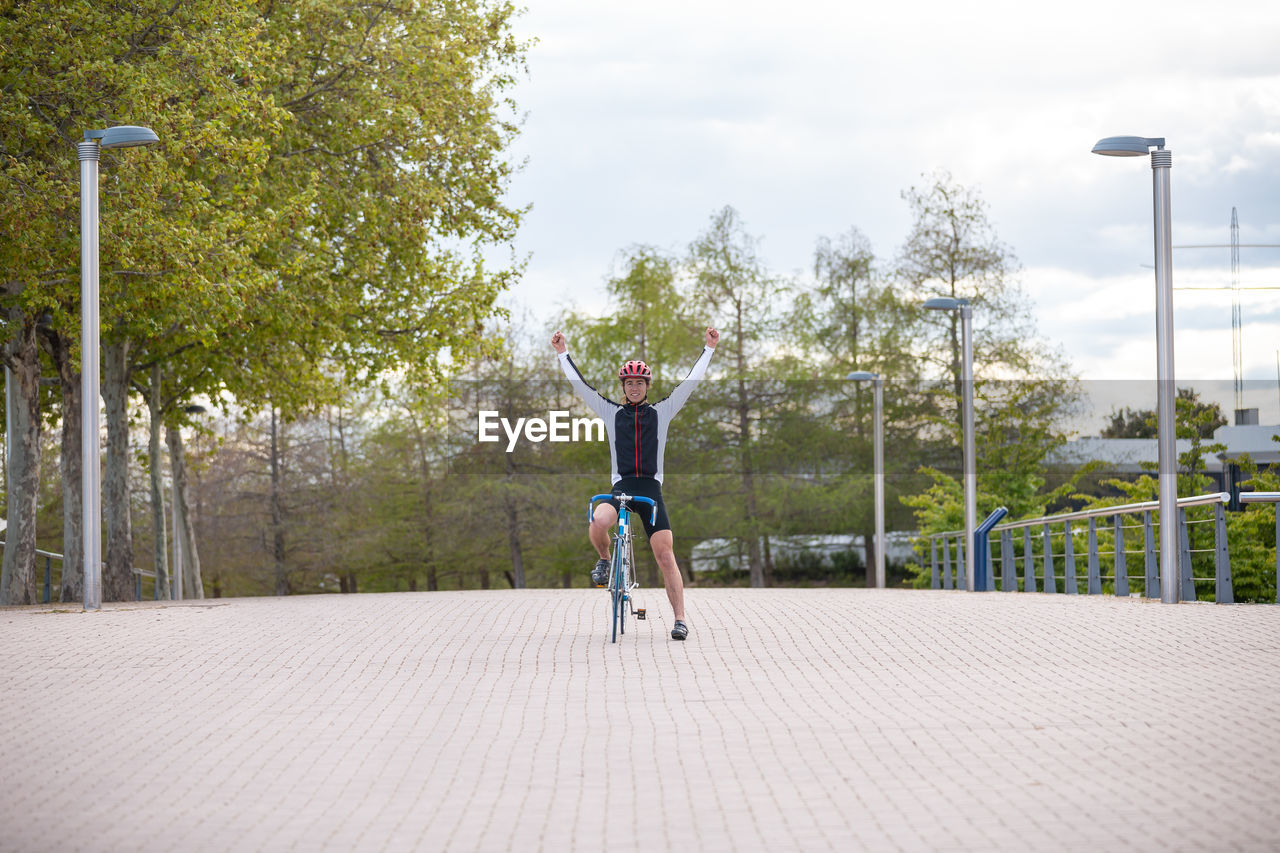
top-left (618, 360), bottom-right (652, 382)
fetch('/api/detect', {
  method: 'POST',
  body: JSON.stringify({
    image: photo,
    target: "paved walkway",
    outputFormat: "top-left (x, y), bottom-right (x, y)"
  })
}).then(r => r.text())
top-left (2, 588), bottom-right (1278, 852)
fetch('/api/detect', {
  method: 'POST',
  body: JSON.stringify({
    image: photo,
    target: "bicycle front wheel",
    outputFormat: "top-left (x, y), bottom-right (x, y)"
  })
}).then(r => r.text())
top-left (618, 538), bottom-right (632, 638)
top-left (610, 544), bottom-right (623, 643)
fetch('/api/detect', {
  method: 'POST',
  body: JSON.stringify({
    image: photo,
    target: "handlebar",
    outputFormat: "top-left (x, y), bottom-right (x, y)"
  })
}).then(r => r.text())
top-left (589, 493), bottom-right (658, 527)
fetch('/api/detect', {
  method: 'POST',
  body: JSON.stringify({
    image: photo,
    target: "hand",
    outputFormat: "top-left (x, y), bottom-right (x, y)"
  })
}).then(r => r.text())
top-left (704, 327), bottom-right (719, 348)
top-left (551, 330), bottom-right (566, 354)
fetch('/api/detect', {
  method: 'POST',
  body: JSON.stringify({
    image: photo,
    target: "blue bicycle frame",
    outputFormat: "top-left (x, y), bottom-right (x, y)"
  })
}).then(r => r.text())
top-left (589, 493), bottom-right (657, 643)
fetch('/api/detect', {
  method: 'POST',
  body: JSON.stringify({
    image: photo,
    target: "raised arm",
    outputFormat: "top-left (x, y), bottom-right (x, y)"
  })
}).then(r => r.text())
top-left (552, 330), bottom-right (616, 420)
top-left (654, 327), bottom-right (718, 416)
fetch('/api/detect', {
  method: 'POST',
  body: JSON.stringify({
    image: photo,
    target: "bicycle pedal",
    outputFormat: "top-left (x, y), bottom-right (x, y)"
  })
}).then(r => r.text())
top-left (636, 609), bottom-right (646, 620)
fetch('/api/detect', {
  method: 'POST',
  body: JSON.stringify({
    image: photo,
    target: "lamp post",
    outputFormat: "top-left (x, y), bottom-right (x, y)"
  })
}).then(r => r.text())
top-left (846, 372), bottom-right (885, 588)
top-left (80, 125), bottom-right (159, 610)
top-left (923, 297), bottom-right (975, 591)
top-left (1092, 135), bottom-right (1178, 604)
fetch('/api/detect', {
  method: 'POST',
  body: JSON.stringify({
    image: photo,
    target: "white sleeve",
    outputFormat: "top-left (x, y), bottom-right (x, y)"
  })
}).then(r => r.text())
top-left (558, 351), bottom-right (617, 421)
top-left (654, 346), bottom-right (714, 419)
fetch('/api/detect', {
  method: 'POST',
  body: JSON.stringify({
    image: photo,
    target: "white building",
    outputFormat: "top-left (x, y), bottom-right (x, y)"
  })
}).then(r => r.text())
top-left (690, 531), bottom-right (918, 574)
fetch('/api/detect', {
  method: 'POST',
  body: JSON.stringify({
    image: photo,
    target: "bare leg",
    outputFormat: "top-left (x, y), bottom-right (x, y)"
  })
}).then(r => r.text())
top-left (589, 504), bottom-right (617, 560)
top-left (648, 529), bottom-right (685, 622)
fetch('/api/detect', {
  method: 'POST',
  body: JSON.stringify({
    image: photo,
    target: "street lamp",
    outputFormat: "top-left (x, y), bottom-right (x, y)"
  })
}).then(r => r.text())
top-left (79, 125), bottom-right (159, 610)
top-left (923, 296), bottom-right (976, 592)
top-left (847, 371), bottom-right (885, 588)
top-left (1092, 135), bottom-right (1178, 604)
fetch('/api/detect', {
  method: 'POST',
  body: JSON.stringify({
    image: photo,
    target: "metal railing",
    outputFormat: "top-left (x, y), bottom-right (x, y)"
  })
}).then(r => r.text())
top-left (0, 542), bottom-right (158, 603)
top-left (926, 491), bottom-right (1279, 604)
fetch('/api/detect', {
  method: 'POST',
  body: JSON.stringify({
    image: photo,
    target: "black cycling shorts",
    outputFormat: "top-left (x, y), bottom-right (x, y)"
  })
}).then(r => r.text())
top-left (606, 476), bottom-right (670, 538)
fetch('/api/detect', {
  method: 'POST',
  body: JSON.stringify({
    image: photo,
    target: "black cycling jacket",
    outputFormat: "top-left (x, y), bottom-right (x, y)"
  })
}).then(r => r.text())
top-left (557, 346), bottom-right (714, 484)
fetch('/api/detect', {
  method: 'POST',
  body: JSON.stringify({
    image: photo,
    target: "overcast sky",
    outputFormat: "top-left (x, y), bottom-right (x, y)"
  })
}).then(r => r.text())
top-left (501, 0), bottom-right (1280, 420)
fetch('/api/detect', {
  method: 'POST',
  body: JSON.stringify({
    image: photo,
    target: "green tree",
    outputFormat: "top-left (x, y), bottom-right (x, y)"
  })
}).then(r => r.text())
top-left (1, 0), bottom-right (288, 602)
top-left (895, 171), bottom-right (1048, 387)
top-left (1100, 388), bottom-right (1226, 440)
top-left (2, 0), bottom-right (528, 600)
top-left (789, 227), bottom-right (933, 584)
top-left (686, 206), bottom-right (791, 587)
top-left (1226, 441), bottom-right (1279, 603)
top-left (892, 174), bottom-right (1080, 587)
top-left (560, 246), bottom-right (700, 382)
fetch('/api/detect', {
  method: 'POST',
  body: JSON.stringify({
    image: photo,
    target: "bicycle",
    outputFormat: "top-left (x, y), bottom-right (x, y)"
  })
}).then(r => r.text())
top-left (588, 492), bottom-right (656, 643)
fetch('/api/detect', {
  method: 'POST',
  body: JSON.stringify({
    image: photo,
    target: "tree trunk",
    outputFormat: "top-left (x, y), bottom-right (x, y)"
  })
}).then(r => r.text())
top-left (101, 340), bottom-right (134, 601)
top-left (2, 314), bottom-right (41, 605)
top-left (328, 406), bottom-right (349, 590)
top-left (167, 425), bottom-right (203, 599)
top-left (269, 405), bottom-right (289, 595)
top-left (407, 412), bottom-right (438, 591)
top-left (147, 366), bottom-right (171, 599)
top-left (504, 453), bottom-right (525, 588)
top-left (192, 427), bottom-right (212, 600)
top-left (506, 506), bottom-right (525, 588)
top-left (863, 525), bottom-right (875, 588)
top-left (737, 374), bottom-right (764, 588)
top-left (762, 532), bottom-right (775, 587)
top-left (44, 329), bottom-right (83, 603)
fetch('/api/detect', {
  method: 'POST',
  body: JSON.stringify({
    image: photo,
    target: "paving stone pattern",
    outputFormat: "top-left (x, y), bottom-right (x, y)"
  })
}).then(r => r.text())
top-left (2, 589), bottom-right (1279, 852)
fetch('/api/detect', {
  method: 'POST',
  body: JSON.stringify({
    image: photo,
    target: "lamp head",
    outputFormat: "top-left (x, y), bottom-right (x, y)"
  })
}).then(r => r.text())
top-left (846, 371), bottom-right (878, 382)
top-left (85, 125), bottom-right (160, 150)
top-left (923, 297), bottom-right (970, 311)
top-left (1092, 135), bottom-right (1165, 157)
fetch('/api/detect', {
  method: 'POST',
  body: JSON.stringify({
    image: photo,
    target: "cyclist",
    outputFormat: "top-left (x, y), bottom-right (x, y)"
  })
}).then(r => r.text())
top-left (551, 327), bottom-right (719, 641)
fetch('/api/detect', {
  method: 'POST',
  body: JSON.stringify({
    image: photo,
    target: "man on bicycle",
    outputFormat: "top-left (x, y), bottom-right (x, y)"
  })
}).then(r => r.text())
top-left (551, 327), bottom-right (719, 641)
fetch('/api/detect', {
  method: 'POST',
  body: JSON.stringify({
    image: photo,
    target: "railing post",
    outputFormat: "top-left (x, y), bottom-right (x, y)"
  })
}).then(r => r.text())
top-left (1144, 511), bottom-right (1158, 599)
top-left (1087, 517), bottom-right (1101, 595)
top-left (930, 537), bottom-right (940, 590)
top-left (1023, 527), bottom-right (1035, 593)
top-left (1275, 504), bottom-right (1279, 605)
top-left (135, 571), bottom-right (141, 602)
top-left (956, 537), bottom-right (967, 591)
top-left (942, 535), bottom-right (953, 590)
top-left (1000, 530), bottom-right (1014, 592)
top-left (43, 557), bottom-right (52, 604)
top-left (1214, 502), bottom-right (1233, 604)
top-left (985, 535), bottom-right (996, 592)
top-left (1063, 522), bottom-right (1078, 594)
top-left (1178, 507), bottom-right (1195, 602)
top-left (1113, 515), bottom-right (1128, 597)
top-left (1042, 522), bottom-right (1056, 594)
